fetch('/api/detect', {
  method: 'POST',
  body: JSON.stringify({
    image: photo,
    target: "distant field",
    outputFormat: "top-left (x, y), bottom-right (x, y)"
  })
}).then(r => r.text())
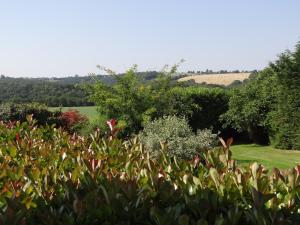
top-left (231, 144), bottom-right (300, 169)
top-left (50, 106), bottom-right (99, 121)
top-left (178, 73), bottom-right (251, 86)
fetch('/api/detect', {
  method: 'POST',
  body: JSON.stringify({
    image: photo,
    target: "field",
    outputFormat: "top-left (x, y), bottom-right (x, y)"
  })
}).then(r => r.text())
top-left (231, 144), bottom-right (300, 169)
top-left (178, 72), bottom-right (251, 86)
top-left (50, 106), bottom-right (99, 121)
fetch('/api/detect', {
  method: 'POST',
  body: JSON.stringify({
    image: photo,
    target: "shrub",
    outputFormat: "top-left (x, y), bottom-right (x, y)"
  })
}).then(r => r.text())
top-left (60, 110), bottom-right (88, 133)
top-left (140, 115), bottom-right (217, 159)
top-left (170, 87), bottom-right (230, 133)
top-left (0, 119), bottom-right (300, 224)
top-left (0, 102), bottom-right (61, 126)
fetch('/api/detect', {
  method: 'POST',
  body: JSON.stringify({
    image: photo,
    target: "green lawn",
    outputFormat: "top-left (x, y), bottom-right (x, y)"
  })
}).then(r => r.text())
top-left (231, 144), bottom-right (300, 169)
top-left (50, 106), bottom-right (99, 121)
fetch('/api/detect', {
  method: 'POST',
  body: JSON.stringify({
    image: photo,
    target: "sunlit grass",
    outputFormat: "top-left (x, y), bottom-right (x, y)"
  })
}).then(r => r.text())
top-left (231, 144), bottom-right (300, 169)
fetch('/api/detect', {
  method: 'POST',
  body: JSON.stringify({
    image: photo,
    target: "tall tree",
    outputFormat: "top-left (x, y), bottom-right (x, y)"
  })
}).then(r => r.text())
top-left (270, 43), bottom-right (300, 149)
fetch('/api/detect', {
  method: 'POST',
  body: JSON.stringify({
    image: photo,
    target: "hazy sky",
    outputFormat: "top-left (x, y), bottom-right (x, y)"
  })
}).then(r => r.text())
top-left (0, 0), bottom-right (299, 77)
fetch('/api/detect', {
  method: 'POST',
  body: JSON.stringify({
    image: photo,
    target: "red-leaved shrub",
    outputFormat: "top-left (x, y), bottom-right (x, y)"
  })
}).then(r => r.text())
top-left (60, 110), bottom-right (88, 132)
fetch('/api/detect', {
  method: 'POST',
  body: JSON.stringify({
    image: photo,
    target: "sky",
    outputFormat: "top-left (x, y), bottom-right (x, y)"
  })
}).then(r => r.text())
top-left (0, 0), bottom-right (299, 77)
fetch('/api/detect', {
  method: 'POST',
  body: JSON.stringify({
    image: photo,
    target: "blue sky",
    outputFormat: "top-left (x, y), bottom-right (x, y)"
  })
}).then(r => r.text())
top-left (0, 0), bottom-right (299, 77)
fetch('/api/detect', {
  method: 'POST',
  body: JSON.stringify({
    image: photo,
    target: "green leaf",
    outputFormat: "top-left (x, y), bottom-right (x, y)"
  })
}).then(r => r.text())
top-left (210, 168), bottom-right (220, 187)
top-left (8, 147), bottom-right (17, 157)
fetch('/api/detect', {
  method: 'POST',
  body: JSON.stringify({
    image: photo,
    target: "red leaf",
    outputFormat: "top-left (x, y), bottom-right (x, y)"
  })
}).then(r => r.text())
top-left (295, 165), bottom-right (300, 174)
top-left (106, 119), bottom-right (118, 131)
top-left (226, 137), bottom-right (233, 148)
top-left (15, 133), bottom-right (20, 141)
top-left (219, 137), bottom-right (227, 149)
top-left (193, 155), bottom-right (200, 168)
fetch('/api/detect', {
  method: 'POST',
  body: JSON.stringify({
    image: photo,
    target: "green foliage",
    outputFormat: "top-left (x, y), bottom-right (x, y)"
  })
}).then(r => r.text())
top-left (222, 42), bottom-right (300, 149)
top-left (0, 102), bottom-right (61, 126)
top-left (172, 87), bottom-right (230, 132)
top-left (0, 119), bottom-right (300, 224)
top-left (0, 72), bottom-right (161, 107)
top-left (221, 68), bottom-right (278, 144)
top-left (0, 77), bottom-right (92, 107)
top-left (84, 65), bottom-right (180, 134)
top-left (50, 106), bottom-right (99, 121)
top-left (269, 43), bottom-right (300, 149)
top-left (140, 116), bottom-right (217, 159)
top-left (85, 65), bottom-right (231, 136)
top-left (0, 103), bottom-right (90, 134)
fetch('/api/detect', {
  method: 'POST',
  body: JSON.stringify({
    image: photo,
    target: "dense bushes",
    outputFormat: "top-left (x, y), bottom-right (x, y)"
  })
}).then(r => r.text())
top-left (0, 103), bottom-right (61, 126)
top-left (171, 87), bottom-right (230, 132)
top-left (140, 116), bottom-right (217, 159)
top-left (0, 119), bottom-right (300, 224)
top-left (0, 103), bottom-right (89, 134)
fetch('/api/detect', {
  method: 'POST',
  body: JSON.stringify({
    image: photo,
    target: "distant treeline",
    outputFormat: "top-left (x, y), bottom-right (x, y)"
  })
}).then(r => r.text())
top-left (186, 69), bottom-right (257, 74)
top-left (0, 72), bottom-right (159, 107)
top-left (0, 76), bottom-right (91, 107)
top-left (0, 70), bottom-right (254, 107)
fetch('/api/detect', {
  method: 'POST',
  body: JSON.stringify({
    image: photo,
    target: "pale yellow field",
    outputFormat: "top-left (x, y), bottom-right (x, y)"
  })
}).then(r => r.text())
top-left (178, 73), bottom-right (251, 86)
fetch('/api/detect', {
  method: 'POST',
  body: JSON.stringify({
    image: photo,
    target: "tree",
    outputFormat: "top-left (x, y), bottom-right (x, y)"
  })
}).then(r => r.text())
top-left (222, 42), bottom-right (300, 149)
top-left (269, 43), bottom-right (300, 149)
top-left (221, 68), bottom-right (278, 144)
top-left (84, 64), bottom-right (181, 134)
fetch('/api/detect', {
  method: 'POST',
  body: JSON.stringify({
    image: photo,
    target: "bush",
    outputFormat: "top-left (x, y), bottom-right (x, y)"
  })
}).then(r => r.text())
top-left (140, 115), bottom-right (217, 159)
top-left (170, 87), bottom-right (230, 133)
top-left (0, 103), bottom-right (89, 134)
top-left (60, 110), bottom-right (88, 133)
top-left (1, 119), bottom-right (300, 224)
top-left (0, 102), bottom-right (61, 126)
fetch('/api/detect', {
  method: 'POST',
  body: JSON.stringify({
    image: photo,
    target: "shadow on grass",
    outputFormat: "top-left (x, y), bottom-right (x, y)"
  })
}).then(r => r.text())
top-left (236, 159), bottom-right (255, 164)
top-left (233, 144), bottom-right (264, 148)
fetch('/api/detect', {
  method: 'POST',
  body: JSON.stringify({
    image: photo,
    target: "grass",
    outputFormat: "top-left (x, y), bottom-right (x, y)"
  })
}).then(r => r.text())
top-left (50, 106), bottom-right (100, 121)
top-left (231, 144), bottom-right (300, 169)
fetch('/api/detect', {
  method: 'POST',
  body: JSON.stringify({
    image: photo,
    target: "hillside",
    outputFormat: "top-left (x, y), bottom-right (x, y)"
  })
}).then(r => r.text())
top-left (0, 76), bottom-right (91, 107)
top-left (0, 72), bottom-right (159, 107)
top-left (178, 72), bottom-right (251, 86)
